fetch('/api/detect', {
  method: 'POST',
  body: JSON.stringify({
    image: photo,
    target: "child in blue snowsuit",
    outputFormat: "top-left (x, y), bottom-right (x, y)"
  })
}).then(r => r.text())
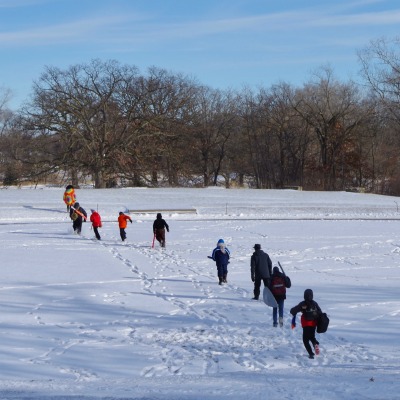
top-left (210, 239), bottom-right (230, 285)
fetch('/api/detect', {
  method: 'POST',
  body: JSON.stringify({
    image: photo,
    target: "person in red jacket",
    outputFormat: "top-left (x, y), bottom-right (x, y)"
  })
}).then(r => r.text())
top-left (290, 289), bottom-right (322, 359)
top-left (118, 211), bottom-right (132, 242)
top-left (90, 209), bottom-right (102, 240)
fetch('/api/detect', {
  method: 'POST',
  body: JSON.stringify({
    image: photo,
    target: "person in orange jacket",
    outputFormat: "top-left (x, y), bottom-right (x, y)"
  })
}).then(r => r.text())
top-left (90, 209), bottom-right (102, 240)
top-left (118, 211), bottom-right (132, 241)
top-left (63, 185), bottom-right (76, 212)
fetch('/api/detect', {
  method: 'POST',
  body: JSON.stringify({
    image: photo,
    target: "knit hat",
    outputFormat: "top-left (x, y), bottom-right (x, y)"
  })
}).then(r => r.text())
top-left (304, 289), bottom-right (313, 301)
top-left (273, 266), bottom-right (279, 274)
top-left (90, 209), bottom-right (96, 213)
top-left (74, 202), bottom-right (79, 208)
top-left (217, 239), bottom-right (224, 245)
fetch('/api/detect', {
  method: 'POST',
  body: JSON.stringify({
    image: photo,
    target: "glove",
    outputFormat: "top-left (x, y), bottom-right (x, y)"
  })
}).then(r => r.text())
top-left (291, 316), bottom-right (296, 329)
top-left (130, 220), bottom-right (132, 223)
top-left (251, 275), bottom-right (255, 282)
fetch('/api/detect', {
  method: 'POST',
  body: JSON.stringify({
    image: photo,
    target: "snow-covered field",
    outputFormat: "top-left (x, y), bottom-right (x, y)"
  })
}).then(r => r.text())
top-left (0, 187), bottom-right (399, 400)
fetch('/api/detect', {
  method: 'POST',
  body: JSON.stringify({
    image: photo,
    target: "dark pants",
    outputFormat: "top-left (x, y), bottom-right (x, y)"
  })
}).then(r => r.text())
top-left (303, 326), bottom-right (319, 356)
top-left (73, 220), bottom-right (83, 234)
top-left (93, 226), bottom-right (101, 240)
top-left (253, 277), bottom-right (269, 299)
top-left (120, 228), bottom-right (126, 241)
top-left (155, 228), bottom-right (166, 247)
top-left (217, 263), bottom-right (228, 283)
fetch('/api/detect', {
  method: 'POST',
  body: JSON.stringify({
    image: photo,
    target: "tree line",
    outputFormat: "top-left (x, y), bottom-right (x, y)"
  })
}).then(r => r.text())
top-left (1, 38), bottom-right (400, 194)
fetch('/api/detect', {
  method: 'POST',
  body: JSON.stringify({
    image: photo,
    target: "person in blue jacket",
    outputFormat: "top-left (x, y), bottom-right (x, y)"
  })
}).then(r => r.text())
top-left (209, 239), bottom-right (230, 285)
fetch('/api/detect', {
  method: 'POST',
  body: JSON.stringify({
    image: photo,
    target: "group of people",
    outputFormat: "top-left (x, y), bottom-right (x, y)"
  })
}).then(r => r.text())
top-left (210, 240), bottom-right (324, 359)
top-left (63, 185), bottom-right (170, 247)
top-left (64, 185), bottom-right (323, 359)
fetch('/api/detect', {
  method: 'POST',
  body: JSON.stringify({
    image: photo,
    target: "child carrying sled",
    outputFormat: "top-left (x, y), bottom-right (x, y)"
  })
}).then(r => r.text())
top-left (270, 265), bottom-right (291, 327)
top-left (63, 185), bottom-right (76, 212)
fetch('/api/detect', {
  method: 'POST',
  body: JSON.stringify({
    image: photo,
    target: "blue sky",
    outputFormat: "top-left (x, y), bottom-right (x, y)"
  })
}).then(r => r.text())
top-left (1, 0), bottom-right (400, 110)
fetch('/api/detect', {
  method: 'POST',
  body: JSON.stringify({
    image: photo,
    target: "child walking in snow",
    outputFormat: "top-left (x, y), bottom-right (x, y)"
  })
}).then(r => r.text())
top-left (153, 213), bottom-right (169, 248)
top-left (270, 266), bottom-right (291, 327)
top-left (90, 209), bottom-right (102, 240)
top-left (118, 211), bottom-right (132, 242)
top-left (209, 239), bottom-right (230, 285)
top-left (290, 288), bottom-right (322, 359)
top-left (69, 202), bottom-right (87, 235)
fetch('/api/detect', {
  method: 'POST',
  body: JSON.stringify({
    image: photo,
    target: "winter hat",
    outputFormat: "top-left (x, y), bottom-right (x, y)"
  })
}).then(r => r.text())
top-left (90, 209), bottom-right (96, 213)
top-left (217, 239), bottom-right (225, 245)
top-left (254, 244), bottom-right (261, 250)
top-left (304, 289), bottom-right (313, 302)
top-left (119, 211), bottom-right (123, 215)
top-left (157, 213), bottom-right (162, 218)
top-left (74, 202), bottom-right (79, 208)
top-left (273, 266), bottom-right (279, 274)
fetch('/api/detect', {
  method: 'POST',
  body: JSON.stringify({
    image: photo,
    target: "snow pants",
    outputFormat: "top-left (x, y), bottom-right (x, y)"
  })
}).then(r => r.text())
top-left (302, 326), bottom-right (319, 356)
top-left (155, 228), bottom-right (166, 247)
top-left (216, 263), bottom-right (228, 279)
top-left (73, 219), bottom-right (83, 234)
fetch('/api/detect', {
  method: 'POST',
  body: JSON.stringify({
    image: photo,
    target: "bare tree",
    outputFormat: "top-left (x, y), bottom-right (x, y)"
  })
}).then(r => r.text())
top-left (291, 67), bottom-right (365, 190)
top-left (24, 59), bottom-right (143, 188)
top-left (184, 86), bottom-right (237, 187)
top-left (358, 37), bottom-right (400, 193)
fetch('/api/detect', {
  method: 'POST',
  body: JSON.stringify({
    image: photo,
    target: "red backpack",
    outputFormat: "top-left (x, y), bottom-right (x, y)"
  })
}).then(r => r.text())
top-left (271, 275), bottom-right (286, 296)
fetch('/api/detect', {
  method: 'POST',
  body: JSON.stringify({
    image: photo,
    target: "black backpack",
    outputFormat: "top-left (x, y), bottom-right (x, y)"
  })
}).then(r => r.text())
top-left (317, 312), bottom-right (330, 333)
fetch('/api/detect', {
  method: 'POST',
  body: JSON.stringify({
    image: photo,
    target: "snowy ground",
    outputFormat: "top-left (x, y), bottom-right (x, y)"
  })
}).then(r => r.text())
top-left (0, 187), bottom-right (399, 399)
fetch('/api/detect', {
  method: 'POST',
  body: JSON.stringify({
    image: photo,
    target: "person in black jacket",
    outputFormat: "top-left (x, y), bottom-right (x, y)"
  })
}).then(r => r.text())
top-left (153, 213), bottom-right (169, 248)
top-left (290, 289), bottom-right (322, 359)
top-left (69, 202), bottom-right (87, 235)
top-left (250, 244), bottom-right (272, 300)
